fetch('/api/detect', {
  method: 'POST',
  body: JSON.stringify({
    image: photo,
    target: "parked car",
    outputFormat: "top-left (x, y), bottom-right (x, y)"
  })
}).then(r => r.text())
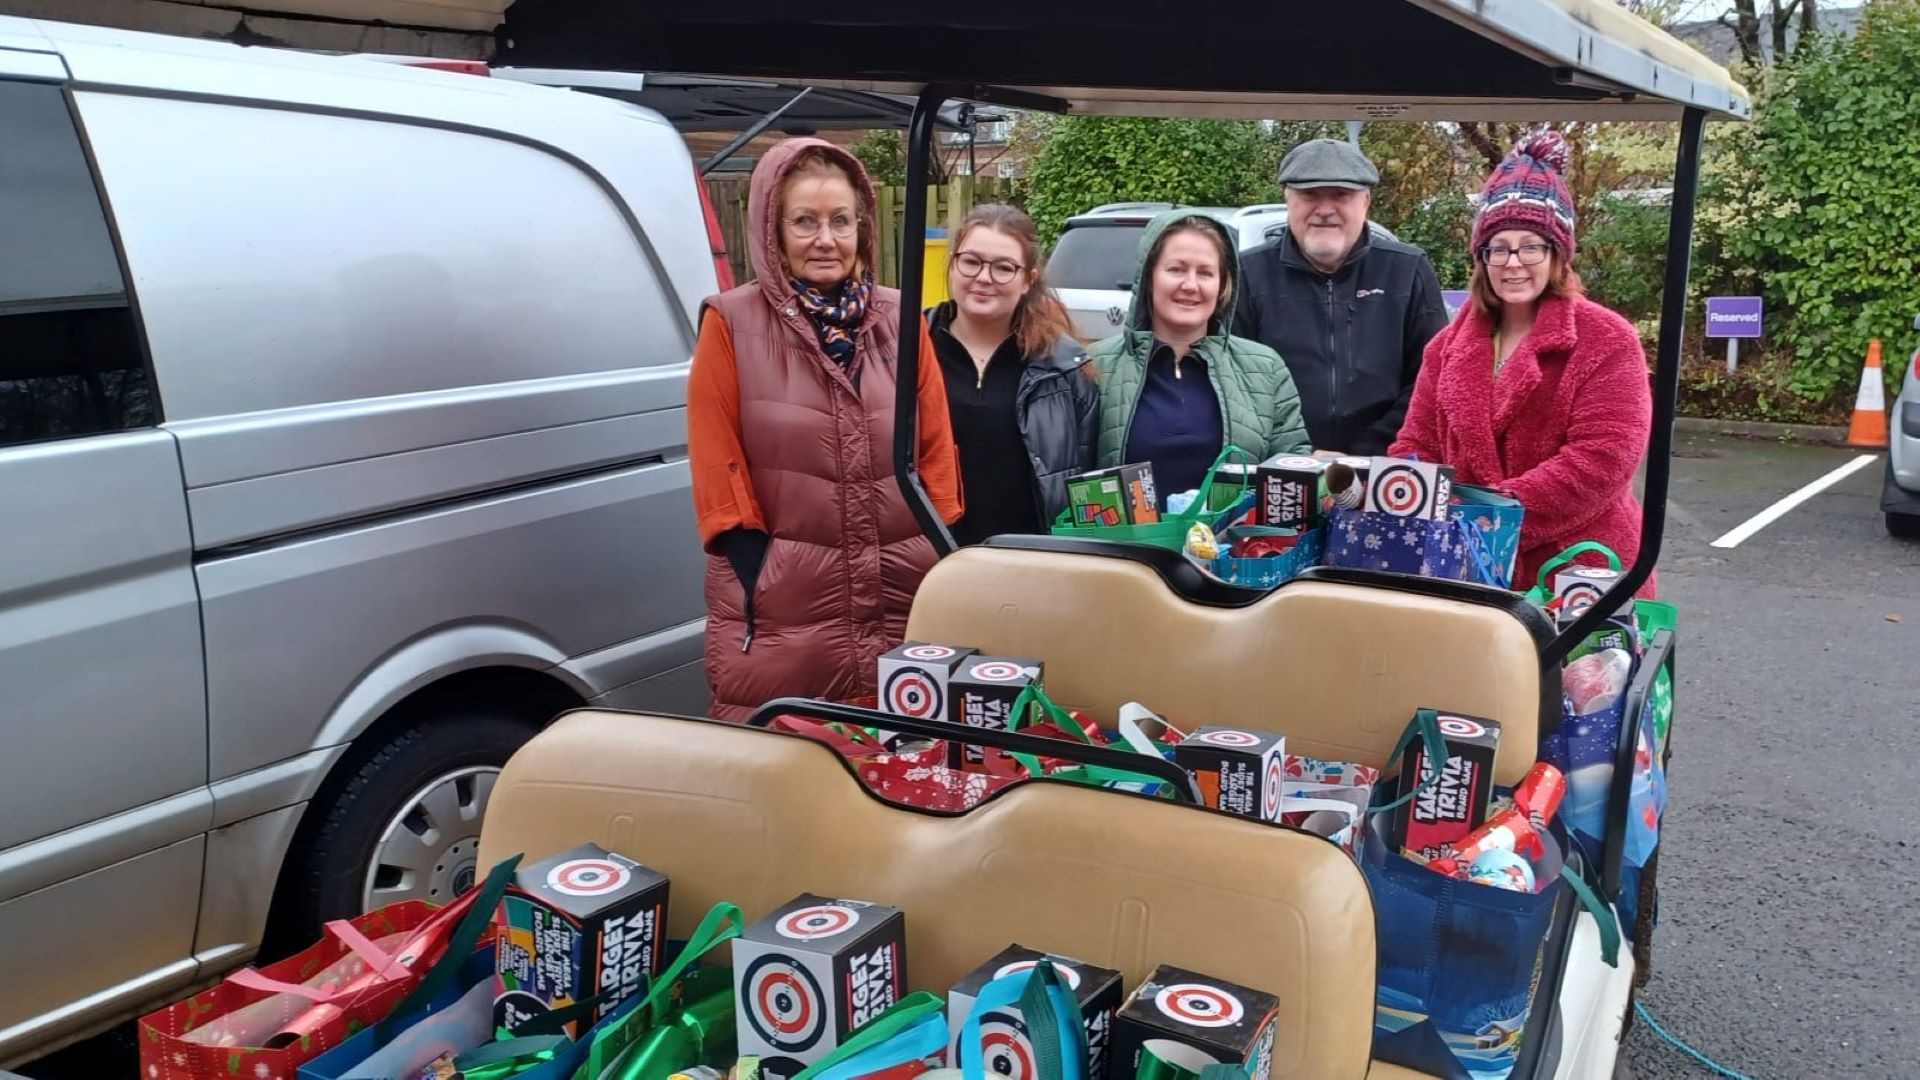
top-left (1046, 202), bottom-right (1398, 341)
top-left (1883, 314), bottom-right (1920, 539)
top-left (0, 16), bottom-right (716, 1063)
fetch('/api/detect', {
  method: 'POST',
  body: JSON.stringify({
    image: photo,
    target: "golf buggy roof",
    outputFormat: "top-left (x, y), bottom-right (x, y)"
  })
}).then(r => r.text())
top-left (496, 0), bottom-right (1750, 121)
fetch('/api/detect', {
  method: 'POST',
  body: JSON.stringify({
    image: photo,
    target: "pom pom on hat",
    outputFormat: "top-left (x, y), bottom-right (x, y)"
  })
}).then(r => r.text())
top-left (1513, 130), bottom-right (1571, 176)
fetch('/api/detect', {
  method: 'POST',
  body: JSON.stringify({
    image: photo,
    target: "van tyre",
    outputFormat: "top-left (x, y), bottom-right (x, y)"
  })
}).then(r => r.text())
top-left (1888, 511), bottom-right (1920, 540)
top-left (269, 708), bottom-right (536, 952)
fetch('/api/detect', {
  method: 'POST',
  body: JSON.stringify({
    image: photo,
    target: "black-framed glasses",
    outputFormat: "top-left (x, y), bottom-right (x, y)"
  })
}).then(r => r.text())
top-left (785, 212), bottom-right (859, 239)
top-left (1481, 242), bottom-right (1553, 266)
top-left (952, 251), bottom-right (1025, 285)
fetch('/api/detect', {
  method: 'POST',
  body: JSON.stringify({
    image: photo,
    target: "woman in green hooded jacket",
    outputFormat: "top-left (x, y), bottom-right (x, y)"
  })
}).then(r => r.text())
top-left (1089, 211), bottom-right (1310, 505)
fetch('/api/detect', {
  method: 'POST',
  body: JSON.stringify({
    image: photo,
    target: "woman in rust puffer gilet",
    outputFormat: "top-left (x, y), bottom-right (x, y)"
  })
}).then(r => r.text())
top-left (689, 138), bottom-right (963, 722)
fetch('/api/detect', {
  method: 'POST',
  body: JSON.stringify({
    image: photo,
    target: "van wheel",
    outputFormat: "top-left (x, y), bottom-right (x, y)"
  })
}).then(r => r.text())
top-left (273, 708), bottom-right (537, 944)
top-left (1888, 511), bottom-right (1920, 540)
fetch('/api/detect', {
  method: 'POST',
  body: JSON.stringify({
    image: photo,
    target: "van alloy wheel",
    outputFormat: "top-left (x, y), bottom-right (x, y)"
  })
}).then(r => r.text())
top-left (362, 765), bottom-right (499, 910)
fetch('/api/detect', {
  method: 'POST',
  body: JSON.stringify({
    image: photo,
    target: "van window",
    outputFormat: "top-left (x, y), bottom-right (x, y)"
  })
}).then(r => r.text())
top-left (0, 81), bottom-right (153, 448)
top-left (74, 92), bottom-right (689, 421)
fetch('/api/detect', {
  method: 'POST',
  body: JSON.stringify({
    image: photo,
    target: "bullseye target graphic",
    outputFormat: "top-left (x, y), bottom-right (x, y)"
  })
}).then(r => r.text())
top-left (1371, 463), bottom-right (1431, 516)
top-left (1560, 582), bottom-right (1603, 616)
top-left (969, 662), bottom-right (1029, 683)
top-left (545, 858), bottom-right (631, 897)
top-left (1438, 716), bottom-right (1488, 739)
top-left (1262, 755), bottom-right (1284, 822)
top-left (742, 954), bottom-right (826, 1052)
top-left (775, 904), bottom-right (861, 941)
top-left (1195, 729), bottom-right (1260, 748)
top-left (883, 668), bottom-right (943, 719)
top-left (903, 645), bottom-right (959, 661)
top-left (1154, 984), bottom-right (1245, 1029)
top-left (993, 958), bottom-right (1082, 990)
top-left (978, 1010), bottom-right (1037, 1080)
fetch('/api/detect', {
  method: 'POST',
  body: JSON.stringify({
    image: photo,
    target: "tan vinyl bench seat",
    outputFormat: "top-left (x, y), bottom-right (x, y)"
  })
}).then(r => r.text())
top-left (478, 711), bottom-right (1414, 1080)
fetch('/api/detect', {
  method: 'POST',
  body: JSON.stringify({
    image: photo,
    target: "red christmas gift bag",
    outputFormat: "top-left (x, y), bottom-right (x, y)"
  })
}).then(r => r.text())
top-left (139, 858), bottom-right (510, 1080)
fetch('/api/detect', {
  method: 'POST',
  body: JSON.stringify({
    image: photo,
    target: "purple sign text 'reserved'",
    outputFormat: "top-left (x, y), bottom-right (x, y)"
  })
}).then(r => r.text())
top-left (1705, 296), bottom-right (1763, 339)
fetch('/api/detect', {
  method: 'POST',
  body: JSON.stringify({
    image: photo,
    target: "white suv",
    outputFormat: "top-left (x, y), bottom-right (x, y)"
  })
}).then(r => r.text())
top-left (1046, 202), bottom-right (1394, 341)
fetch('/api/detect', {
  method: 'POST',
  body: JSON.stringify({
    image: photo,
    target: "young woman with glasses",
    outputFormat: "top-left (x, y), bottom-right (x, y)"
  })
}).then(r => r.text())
top-left (926, 204), bottom-right (1097, 544)
top-left (1392, 132), bottom-right (1658, 596)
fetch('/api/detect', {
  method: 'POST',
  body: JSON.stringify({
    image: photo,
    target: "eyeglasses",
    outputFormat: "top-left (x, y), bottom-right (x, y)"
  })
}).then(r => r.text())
top-left (952, 251), bottom-right (1025, 285)
top-left (784, 212), bottom-right (859, 239)
top-left (1481, 242), bottom-right (1553, 266)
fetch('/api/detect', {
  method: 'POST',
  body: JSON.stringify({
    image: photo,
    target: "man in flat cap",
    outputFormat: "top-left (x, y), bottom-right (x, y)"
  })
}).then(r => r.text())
top-left (1235, 137), bottom-right (1449, 456)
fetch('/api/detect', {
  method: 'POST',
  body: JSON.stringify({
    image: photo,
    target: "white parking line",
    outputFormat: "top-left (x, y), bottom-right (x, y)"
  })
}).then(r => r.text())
top-left (1709, 453), bottom-right (1880, 549)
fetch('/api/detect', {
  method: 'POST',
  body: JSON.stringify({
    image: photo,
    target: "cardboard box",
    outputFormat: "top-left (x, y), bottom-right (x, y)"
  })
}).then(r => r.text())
top-left (735, 895), bottom-right (909, 1080)
top-left (1395, 713), bottom-right (1502, 861)
top-left (1172, 727), bottom-right (1287, 823)
top-left (493, 844), bottom-right (669, 1036)
top-left (1255, 455), bottom-right (1327, 529)
top-left (1068, 464), bottom-right (1160, 526)
top-left (946, 946), bottom-right (1124, 1080)
top-left (1363, 457), bottom-right (1455, 520)
top-left (1110, 965), bottom-right (1280, 1080)
top-left (1553, 565), bottom-right (1623, 622)
top-left (878, 643), bottom-right (977, 722)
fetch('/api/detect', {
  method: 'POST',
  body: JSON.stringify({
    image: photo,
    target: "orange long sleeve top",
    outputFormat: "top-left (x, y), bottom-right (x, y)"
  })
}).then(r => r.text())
top-left (689, 309), bottom-right (964, 550)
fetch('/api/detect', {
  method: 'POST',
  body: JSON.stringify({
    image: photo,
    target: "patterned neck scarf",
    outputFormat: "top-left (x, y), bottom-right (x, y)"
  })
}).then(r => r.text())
top-left (790, 276), bottom-right (870, 368)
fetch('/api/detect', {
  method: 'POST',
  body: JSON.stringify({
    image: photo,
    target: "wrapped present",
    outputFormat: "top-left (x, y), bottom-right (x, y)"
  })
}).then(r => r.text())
top-left (1325, 508), bottom-right (1493, 584)
top-left (1282, 753), bottom-right (1379, 788)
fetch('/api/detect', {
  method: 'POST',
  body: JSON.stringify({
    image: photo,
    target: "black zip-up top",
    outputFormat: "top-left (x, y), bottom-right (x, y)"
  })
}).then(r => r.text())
top-left (928, 302), bottom-right (1098, 541)
top-left (1233, 226), bottom-right (1450, 455)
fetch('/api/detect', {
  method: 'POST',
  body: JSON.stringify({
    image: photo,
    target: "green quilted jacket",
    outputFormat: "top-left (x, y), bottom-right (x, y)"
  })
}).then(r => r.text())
top-left (1090, 211), bottom-right (1311, 469)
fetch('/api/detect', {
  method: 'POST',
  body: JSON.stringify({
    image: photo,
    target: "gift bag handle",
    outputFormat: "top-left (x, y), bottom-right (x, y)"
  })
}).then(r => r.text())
top-left (1185, 444), bottom-right (1258, 522)
top-left (961, 963), bottom-right (1084, 1080)
top-left (791, 991), bottom-right (948, 1080)
top-left (1557, 864), bottom-right (1621, 967)
top-left (1372, 708), bottom-right (1451, 813)
top-left (1005, 681), bottom-right (1097, 776)
top-left (382, 853), bottom-right (521, 1023)
top-left (580, 901), bottom-right (743, 1080)
top-left (1530, 541), bottom-right (1623, 594)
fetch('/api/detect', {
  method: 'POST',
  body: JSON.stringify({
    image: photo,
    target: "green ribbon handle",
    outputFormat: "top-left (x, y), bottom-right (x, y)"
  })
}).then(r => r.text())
top-left (1373, 708), bottom-right (1452, 813)
top-left (580, 902), bottom-right (743, 1080)
top-left (1002, 681), bottom-right (1095, 776)
top-left (382, 853), bottom-right (523, 1029)
top-left (789, 991), bottom-right (948, 1080)
top-left (962, 962), bottom-right (1084, 1080)
top-left (1557, 864), bottom-right (1622, 967)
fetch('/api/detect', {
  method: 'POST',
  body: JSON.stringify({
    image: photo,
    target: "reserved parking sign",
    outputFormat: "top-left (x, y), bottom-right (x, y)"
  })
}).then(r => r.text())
top-left (1705, 296), bottom-right (1763, 338)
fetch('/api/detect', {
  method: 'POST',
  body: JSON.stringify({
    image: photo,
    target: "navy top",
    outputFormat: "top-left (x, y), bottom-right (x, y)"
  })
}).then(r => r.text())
top-left (1123, 341), bottom-right (1224, 509)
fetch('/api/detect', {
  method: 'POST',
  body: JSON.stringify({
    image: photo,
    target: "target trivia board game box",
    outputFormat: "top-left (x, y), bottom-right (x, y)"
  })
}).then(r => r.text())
top-left (1394, 712), bottom-right (1502, 861)
top-left (1363, 457), bottom-right (1455, 520)
top-left (1254, 455), bottom-right (1327, 529)
top-left (878, 642), bottom-right (976, 722)
top-left (735, 894), bottom-right (909, 1080)
top-left (1172, 727), bottom-right (1287, 823)
top-left (493, 843), bottom-right (669, 1036)
top-left (945, 946), bottom-right (1124, 1080)
top-left (1111, 965), bottom-right (1280, 1080)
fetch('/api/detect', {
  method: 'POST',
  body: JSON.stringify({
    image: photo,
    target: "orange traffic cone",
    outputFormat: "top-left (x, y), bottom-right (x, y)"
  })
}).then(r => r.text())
top-left (1847, 339), bottom-right (1889, 449)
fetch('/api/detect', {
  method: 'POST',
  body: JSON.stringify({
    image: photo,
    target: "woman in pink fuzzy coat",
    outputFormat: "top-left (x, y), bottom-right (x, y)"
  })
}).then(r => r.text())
top-left (1391, 132), bottom-right (1656, 596)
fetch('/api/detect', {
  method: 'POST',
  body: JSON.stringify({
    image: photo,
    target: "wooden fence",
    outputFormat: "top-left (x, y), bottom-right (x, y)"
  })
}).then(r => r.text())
top-left (704, 176), bottom-right (1012, 287)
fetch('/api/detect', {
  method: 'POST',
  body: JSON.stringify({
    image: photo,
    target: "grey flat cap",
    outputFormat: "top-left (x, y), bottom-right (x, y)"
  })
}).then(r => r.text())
top-left (1278, 138), bottom-right (1380, 190)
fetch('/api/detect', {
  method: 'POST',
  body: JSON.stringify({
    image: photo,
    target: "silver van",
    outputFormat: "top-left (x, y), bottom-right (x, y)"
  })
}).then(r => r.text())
top-left (0, 17), bottom-right (712, 1062)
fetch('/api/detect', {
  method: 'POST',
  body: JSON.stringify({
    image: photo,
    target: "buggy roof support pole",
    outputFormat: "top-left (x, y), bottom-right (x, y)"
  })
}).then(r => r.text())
top-left (893, 84), bottom-right (959, 557)
top-left (1542, 106), bottom-right (1705, 669)
top-left (699, 86), bottom-right (814, 175)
